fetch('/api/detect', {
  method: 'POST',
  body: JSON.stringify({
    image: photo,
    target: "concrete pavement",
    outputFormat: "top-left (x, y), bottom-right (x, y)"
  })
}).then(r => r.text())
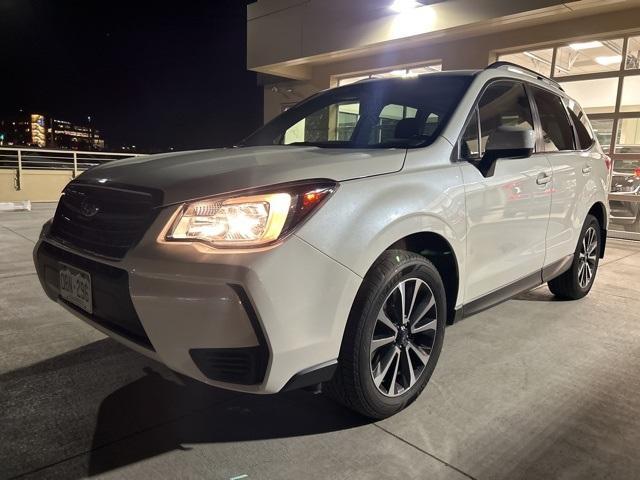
top-left (2, 204), bottom-right (640, 479)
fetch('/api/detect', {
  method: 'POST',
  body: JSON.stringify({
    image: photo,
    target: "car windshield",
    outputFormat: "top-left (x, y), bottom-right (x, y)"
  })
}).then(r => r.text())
top-left (240, 74), bottom-right (473, 149)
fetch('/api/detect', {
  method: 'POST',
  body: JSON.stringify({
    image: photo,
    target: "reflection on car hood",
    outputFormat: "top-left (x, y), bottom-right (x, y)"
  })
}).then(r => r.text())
top-left (76, 146), bottom-right (407, 205)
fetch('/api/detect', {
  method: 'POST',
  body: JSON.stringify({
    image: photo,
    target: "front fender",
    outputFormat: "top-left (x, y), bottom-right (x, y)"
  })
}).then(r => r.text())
top-left (296, 166), bottom-right (467, 307)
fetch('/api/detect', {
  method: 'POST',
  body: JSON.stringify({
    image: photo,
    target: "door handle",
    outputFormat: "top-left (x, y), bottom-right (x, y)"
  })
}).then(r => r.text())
top-left (536, 172), bottom-right (551, 185)
top-left (582, 165), bottom-right (592, 174)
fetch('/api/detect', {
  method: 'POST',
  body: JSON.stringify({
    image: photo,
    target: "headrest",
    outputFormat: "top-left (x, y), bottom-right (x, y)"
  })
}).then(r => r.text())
top-left (394, 117), bottom-right (421, 139)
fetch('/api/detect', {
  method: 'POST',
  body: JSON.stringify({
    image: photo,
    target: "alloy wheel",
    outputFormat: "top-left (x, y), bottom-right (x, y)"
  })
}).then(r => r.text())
top-left (578, 226), bottom-right (598, 289)
top-left (369, 278), bottom-right (438, 397)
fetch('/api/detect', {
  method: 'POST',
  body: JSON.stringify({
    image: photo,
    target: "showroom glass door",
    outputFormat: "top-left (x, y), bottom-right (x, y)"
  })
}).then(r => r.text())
top-left (499, 34), bottom-right (640, 240)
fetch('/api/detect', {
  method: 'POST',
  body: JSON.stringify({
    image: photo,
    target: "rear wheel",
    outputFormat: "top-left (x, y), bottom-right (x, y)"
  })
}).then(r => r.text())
top-left (327, 250), bottom-right (446, 419)
top-left (548, 214), bottom-right (601, 300)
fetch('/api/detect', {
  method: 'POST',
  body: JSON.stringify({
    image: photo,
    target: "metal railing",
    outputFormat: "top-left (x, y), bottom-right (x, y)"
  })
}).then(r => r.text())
top-left (0, 147), bottom-right (140, 190)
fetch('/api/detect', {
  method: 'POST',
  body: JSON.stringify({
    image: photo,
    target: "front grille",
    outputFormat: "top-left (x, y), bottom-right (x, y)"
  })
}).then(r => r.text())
top-left (50, 183), bottom-right (162, 260)
top-left (36, 242), bottom-right (154, 350)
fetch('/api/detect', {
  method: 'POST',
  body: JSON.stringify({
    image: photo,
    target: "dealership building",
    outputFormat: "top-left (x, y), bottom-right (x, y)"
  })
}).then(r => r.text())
top-left (247, 0), bottom-right (640, 239)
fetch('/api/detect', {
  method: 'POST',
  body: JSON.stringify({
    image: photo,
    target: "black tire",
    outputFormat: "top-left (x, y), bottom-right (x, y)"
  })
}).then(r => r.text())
top-left (326, 250), bottom-right (446, 419)
top-left (548, 214), bottom-right (601, 300)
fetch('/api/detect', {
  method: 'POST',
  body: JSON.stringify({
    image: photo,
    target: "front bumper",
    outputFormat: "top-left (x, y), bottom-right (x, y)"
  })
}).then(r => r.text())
top-left (34, 206), bottom-right (362, 393)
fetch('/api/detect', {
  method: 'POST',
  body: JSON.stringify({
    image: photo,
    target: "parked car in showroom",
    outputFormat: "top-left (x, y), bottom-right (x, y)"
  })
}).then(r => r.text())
top-left (610, 168), bottom-right (640, 232)
top-left (34, 62), bottom-right (610, 419)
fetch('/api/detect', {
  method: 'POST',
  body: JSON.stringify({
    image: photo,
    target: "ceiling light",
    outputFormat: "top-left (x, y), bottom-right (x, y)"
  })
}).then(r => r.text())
top-left (595, 55), bottom-right (622, 66)
top-left (569, 41), bottom-right (603, 50)
top-left (390, 0), bottom-right (421, 13)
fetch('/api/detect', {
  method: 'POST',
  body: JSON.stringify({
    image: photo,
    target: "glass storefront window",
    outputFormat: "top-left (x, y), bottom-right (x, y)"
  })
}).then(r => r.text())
top-left (554, 39), bottom-right (624, 76)
top-left (626, 36), bottom-right (640, 70)
top-left (559, 77), bottom-right (618, 114)
top-left (615, 117), bottom-right (640, 154)
top-left (620, 75), bottom-right (640, 112)
top-left (497, 48), bottom-right (553, 76)
top-left (589, 118), bottom-right (614, 153)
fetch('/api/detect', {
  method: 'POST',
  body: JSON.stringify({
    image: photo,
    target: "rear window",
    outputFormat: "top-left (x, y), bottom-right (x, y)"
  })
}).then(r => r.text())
top-left (563, 98), bottom-right (595, 149)
top-left (531, 87), bottom-right (575, 152)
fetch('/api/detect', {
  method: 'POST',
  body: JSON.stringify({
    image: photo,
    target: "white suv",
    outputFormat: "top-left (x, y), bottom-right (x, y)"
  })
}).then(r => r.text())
top-left (34, 62), bottom-right (610, 418)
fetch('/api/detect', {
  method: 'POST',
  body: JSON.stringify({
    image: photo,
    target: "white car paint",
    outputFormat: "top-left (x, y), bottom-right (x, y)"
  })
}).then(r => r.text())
top-left (34, 67), bottom-right (610, 394)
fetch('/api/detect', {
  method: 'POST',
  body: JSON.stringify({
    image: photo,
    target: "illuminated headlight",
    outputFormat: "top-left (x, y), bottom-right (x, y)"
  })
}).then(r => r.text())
top-left (167, 181), bottom-right (337, 248)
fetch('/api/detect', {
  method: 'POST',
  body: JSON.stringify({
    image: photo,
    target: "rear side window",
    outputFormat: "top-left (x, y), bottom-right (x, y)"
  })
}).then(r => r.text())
top-left (563, 98), bottom-right (595, 149)
top-left (532, 87), bottom-right (575, 152)
top-left (460, 81), bottom-right (534, 160)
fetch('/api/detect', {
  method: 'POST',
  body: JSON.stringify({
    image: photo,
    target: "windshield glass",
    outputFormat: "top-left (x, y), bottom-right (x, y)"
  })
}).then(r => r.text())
top-left (241, 74), bottom-right (473, 149)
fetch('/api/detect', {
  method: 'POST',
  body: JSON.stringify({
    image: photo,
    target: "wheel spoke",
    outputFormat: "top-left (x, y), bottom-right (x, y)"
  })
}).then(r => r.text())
top-left (411, 317), bottom-right (437, 335)
top-left (410, 293), bottom-right (435, 326)
top-left (408, 341), bottom-right (430, 366)
top-left (406, 280), bottom-right (421, 322)
top-left (370, 334), bottom-right (396, 357)
top-left (403, 348), bottom-right (416, 387)
top-left (377, 310), bottom-right (398, 334)
top-left (373, 347), bottom-right (399, 387)
top-left (398, 281), bottom-right (407, 324)
top-left (388, 350), bottom-right (402, 395)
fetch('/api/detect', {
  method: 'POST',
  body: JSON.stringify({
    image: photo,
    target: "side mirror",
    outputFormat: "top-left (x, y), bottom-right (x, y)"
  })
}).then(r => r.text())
top-left (479, 126), bottom-right (535, 177)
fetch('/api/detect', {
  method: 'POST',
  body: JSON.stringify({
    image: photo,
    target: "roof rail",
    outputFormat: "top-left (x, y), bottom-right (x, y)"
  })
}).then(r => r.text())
top-left (485, 61), bottom-right (564, 92)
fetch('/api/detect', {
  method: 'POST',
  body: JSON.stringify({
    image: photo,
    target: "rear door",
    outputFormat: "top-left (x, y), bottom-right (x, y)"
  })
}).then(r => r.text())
top-left (460, 80), bottom-right (553, 302)
top-left (530, 87), bottom-right (600, 266)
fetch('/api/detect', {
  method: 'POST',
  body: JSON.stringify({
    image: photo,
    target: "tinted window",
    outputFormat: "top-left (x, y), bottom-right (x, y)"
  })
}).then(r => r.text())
top-left (532, 88), bottom-right (575, 151)
top-left (242, 75), bottom-right (472, 149)
top-left (563, 97), bottom-right (595, 149)
top-left (460, 108), bottom-right (480, 159)
top-left (460, 81), bottom-right (534, 160)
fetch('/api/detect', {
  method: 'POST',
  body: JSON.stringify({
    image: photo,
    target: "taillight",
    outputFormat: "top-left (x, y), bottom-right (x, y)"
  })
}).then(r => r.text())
top-left (604, 155), bottom-right (613, 172)
top-left (635, 167), bottom-right (640, 177)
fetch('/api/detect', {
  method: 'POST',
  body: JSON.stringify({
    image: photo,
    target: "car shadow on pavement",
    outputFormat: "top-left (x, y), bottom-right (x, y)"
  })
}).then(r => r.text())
top-left (0, 338), bottom-right (370, 479)
top-left (86, 367), bottom-right (370, 476)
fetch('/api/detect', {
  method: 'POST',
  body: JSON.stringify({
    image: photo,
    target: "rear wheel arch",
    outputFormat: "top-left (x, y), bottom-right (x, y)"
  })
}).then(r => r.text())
top-left (587, 201), bottom-right (607, 258)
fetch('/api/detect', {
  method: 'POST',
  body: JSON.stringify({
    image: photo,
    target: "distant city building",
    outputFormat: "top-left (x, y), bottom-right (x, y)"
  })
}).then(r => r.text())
top-left (0, 113), bottom-right (105, 150)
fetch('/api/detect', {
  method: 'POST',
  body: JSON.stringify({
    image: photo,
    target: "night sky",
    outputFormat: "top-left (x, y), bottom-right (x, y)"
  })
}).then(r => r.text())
top-left (0, 0), bottom-right (263, 152)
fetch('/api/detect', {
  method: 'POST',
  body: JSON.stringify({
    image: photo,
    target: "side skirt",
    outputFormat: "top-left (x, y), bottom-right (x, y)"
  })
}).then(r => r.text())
top-left (453, 254), bottom-right (574, 322)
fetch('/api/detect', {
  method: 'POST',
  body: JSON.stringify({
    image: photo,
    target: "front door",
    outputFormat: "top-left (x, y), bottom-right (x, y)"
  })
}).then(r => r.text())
top-left (459, 80), bottom-right (553, 302)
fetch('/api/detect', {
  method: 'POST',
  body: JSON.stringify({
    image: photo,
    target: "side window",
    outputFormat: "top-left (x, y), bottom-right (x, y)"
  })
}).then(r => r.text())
top-left (531, 88), bottom-right (575, 152)
top-left (478, 81), bottom-right (534, 153)
top-left (563, 98), bottom-right (595, 149)
top-left (461, 109), bottom-right (480, 159)
top-left (460, 81), bottom-right (533, 160)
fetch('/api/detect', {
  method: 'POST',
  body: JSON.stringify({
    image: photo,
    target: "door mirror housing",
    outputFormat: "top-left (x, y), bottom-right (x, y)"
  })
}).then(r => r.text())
top-left (479, 126), bottom-right (535, 177)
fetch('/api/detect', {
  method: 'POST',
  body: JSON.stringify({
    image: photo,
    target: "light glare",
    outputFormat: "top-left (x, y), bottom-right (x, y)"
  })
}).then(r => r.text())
top-left (595, 55), bottom-right (622, 66)
top-left (390, 0), bottom-right (421, 13)
top-left (569, 41), bottom-right (603, 50)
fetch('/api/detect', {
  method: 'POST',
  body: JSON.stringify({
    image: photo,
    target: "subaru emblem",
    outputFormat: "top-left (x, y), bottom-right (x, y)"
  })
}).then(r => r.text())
top-left (80, 199), bottom-right (100, 218)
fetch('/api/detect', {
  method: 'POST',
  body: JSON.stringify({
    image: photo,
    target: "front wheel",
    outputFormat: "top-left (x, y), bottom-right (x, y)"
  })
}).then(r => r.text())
top-left (327, 250), bottom-right (446, 419)
top-left (548, 214), bottom-right (601, 299)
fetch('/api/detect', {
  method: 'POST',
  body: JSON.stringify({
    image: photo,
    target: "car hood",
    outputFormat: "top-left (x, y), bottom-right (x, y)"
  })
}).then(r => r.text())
top-left (77, 146), bottom-right (407, 205)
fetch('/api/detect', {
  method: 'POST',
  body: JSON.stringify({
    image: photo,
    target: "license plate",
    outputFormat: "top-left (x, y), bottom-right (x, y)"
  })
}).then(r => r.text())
top-left (59, 263), bottom-right (93, 314)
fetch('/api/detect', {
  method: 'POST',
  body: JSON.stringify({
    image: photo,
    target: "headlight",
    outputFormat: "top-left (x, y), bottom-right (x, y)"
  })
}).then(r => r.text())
top-left (167, 181), bottom-right (337, 248)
